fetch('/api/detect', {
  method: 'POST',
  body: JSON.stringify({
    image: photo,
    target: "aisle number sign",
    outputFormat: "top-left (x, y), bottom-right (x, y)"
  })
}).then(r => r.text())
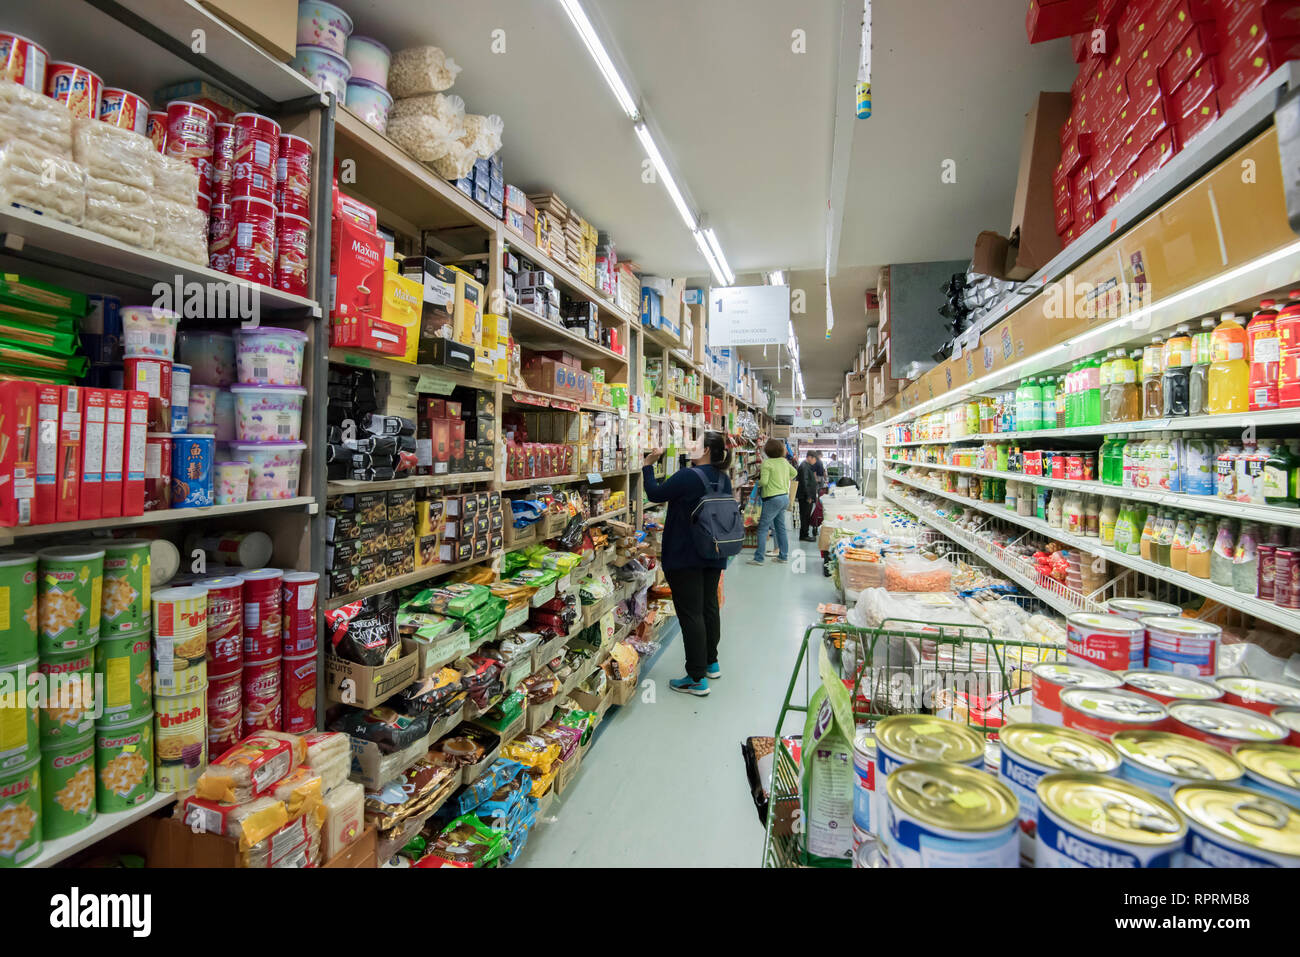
top-left (707, 285), bottom-right (791, 347)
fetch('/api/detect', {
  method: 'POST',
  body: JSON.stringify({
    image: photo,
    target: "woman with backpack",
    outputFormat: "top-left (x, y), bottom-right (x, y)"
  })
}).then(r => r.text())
top-left (642, 431), bottom-right (740, 698)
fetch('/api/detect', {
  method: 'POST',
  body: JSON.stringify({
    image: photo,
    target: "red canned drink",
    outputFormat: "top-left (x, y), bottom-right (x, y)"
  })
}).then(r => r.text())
top-left (232, 112), bottom-right (280, 203)
top-left (231, 196), bottom-right (276, 286)
top-left (0, 33), bottom-right (48, 92)
top-left (274, 212), bottom-right (311, 297)
top-left (281, 571), bottom-right (319, 656)
top-left (198, 576), bottom-right (244, 677)
top-left (1275, 548), bottom-right (1296, 608)
top-left (1066, 454), bottom-right (1083, 480)
top-left (124, 355), bottom-right (172, 431)
top-left (99, 87), bottom-right (149, 135)
top-left (1082, 452), bottom-right (1097, 481)
top-left (241, 567), bottom-right (283, 662)
top-left (276, 134), bottom-right (313, 218)
top-left (1258, 544), bottom-right (1277, 602)
top-left (206, 670), bottom-right (242, 759)
top-left (144, 432), bottom-right (172, 511)
top-left (46, 61), bottom-right (102, 118)
top-left (1051, 452), bottom-right (1066, 479)
top-left (146, 110), bottom-right (168, 153)
top-left (281, 653), bottom-right (316, 733)
top-left (241, 656), bottom-right (281, 734)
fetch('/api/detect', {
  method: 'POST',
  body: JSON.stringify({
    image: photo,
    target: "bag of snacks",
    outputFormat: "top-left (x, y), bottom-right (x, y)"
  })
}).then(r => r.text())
top-left (196, 730), bottom-right (306, 803)
top-left (416, 813), bottom-right (508, 868)
top-left (389, 46), bottom-right (462, 97)
top-left (883, 552), bottom-right (954, 592)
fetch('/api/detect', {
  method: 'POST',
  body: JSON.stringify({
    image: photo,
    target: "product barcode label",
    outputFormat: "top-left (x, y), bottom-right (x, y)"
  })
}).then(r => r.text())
top-left (254, 141), bottom-right (271, 166)
top-left (254, 366), bottom-right (268, 380)
top-left (151, 332), bottom-right (167, 346)
top-left (236, 223), bottom-right (252, 245)
top-left (278, 423), bottom-right (292, 435)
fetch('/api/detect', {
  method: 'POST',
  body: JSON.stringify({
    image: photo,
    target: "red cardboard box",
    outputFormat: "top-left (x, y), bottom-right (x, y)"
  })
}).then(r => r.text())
top-left (0, 380), bottom-right (37, 527)
top-left (124, 390), bottom-right (147, 517)
top-left (1126, 44), bottom-right (1163, 106)
top-left (1128, 94), bottom-right (1171, 148)
top-left (1098, 0), bottom-right (1126, 25)
top-left (1216, 37), bottom-right (1272, 108)
top-left (1221, 1), bottom-right (1271, 46)
top-left (1071, 163), bottom-right (1096, 212)
top-left (1097, 186), bottom-right (1119, 217)
top-left (102, 390), bottom-right (126, 519)
top-left (79, 388), bottom-right (107, 520)
top-left (34, 384), bottom-right (60, 523)
top-left (1027, 0), bottom-right (1100, 44)
top-left (1118, 1), bottom-right (1158, 57)
top-left (1174, 92), bottom-right (1221, 147)
top-left (1159, 23), bottom-right (1221, 94)
top-left (449, 418), bottom-right (465, 464)
top-left (1169, 61), bottom-right (1219, 119)
top-left (1268, 36), bottom-right (1300, 62)
top-left (1254, 1), bottom-right (1300, 38)
top-left (56, 386), bottom-right (82, 522)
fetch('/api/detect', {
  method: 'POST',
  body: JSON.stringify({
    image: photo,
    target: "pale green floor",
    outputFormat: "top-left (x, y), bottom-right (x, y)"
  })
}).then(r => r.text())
top-left (515, 536), bottom-right (832, 867)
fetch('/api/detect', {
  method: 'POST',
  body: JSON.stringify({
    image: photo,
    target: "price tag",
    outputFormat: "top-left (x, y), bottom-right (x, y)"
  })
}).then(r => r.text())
top-left (983, 345), bottom-right (995, 371)
top-left (587, 472), bottom-right (603, 484)
top-left (416, 373), bottom-right (455, 395)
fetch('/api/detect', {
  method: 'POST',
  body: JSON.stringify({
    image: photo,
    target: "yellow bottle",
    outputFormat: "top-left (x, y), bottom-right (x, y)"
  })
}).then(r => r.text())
top-left (1207, 311), bottom-right (1250, 414)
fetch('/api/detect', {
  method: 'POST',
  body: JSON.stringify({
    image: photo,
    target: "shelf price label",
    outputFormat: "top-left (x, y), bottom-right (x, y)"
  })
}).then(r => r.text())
top-left (587, 472), bottom-right (603, 484)
top-left (416, 373), bottom-right (455, 395)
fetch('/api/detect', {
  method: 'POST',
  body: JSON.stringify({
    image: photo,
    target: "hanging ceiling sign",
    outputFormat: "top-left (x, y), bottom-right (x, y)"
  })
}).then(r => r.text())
top-left (708, 285), bottom-right (791, 347)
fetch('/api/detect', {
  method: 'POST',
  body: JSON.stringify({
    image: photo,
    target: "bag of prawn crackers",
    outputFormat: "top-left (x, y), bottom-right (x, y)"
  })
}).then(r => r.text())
top-left (800, 642), bottom-right (855, 866)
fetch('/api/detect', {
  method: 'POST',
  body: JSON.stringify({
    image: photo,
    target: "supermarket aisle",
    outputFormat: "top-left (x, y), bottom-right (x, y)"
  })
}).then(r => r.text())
top-left (516, 540), bottom-right (831, 867)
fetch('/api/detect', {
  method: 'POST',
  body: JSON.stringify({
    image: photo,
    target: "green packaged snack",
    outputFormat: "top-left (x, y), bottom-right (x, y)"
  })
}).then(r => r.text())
top-left (800, 643), bottom-right (855, 867)
top-left (423, 813), bottom-right (509, 868)
top-left (0, 274), bottom-right (87, 317)
top-left (409, 583), bottom-right (491, 617)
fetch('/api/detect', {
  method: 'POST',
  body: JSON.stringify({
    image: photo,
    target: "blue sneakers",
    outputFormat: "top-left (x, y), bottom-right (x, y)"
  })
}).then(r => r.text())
top-left (707, 662), bottom-right (721, 679)
top-left (670, 675), bottom-right (710, 696)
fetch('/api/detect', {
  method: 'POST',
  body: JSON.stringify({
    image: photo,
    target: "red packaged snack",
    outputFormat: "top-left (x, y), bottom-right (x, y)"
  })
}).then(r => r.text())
top-left (281, 653), bottom-right (317, 733)
top-left (241, 659), bottom-right (282, 736)
top-left (0, 380), bottom-right (36, 527)
top-left (207, 671), bottom-right (243, 759)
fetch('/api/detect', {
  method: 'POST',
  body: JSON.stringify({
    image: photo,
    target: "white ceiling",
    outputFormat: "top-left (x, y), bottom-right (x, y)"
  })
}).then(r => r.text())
top-left (343, 0), bottom-right (1076, 393)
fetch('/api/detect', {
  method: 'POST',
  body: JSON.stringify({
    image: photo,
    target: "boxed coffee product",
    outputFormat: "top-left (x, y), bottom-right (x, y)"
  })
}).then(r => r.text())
top-left (451, 268), bottom-right (483, 349)
top-left (327, 512), bottom-right (362, 542)
top-left (358, 553), bottom-right (387, 588)
top-left (386, 546), bottom-right (414, 577)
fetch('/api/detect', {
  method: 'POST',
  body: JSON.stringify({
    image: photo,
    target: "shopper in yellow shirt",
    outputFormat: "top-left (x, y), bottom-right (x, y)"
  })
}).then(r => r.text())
top-left (748, 438), bottom-right (798, 565)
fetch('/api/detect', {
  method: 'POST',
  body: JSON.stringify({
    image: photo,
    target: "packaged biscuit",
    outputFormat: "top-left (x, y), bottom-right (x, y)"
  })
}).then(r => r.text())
top-left (195, 730), bottom-right (305, 804)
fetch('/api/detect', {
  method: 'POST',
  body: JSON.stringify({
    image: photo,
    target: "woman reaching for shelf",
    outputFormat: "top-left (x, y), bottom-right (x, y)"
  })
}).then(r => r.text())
top-left (748, 438), bottom-right (798, 565)
top-left (641, 431), bottom-right (734, 697)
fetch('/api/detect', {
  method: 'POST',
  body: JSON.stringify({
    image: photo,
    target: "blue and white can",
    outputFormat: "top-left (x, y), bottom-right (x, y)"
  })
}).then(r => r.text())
top-left (1233, 744), bottom-right (1300, 810)
top-left (882, 762), bottom-right (1019, 868)
top-left (171, 434), bottom-right (214, 507)
top-left (852, 729), bottom-right (876, 834)
top-left (1175, 783), bottom-right (1300, 867)
top-left (1036, 772), bottom-right (1186, 868)
top-left (170, 362), bottom-right (192, 433)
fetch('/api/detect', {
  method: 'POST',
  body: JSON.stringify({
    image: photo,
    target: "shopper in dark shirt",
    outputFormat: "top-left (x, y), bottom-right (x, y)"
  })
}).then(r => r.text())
top-left (795, 453), bottom-right (818, 541)
top-left (812, 454), bottom-right (827, 483)
top-left (642, 431), bottom-right (733, 697)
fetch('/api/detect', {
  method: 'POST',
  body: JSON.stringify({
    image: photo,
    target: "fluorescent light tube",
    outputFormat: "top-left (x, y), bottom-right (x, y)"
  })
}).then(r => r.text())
top-left (769, 270), bottom-right (785, 286)
top-left (703, 228), bottom-right (734, 285)
top-left (693, 229), bottom-right (727, 286)
top-left (557, 0), bottom-right (640, 119)
top-left (635, 123), bottom-right (698, 233)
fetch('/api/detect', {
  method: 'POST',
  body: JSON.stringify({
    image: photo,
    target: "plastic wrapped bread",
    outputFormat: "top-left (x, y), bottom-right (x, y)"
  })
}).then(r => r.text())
top-left (0, 81), bottom-right (74, 158)
top-left (388, 46), bottom-right (462, 97)
top-left (321, 779), bottom-right (364, 860)
top-left (302, 731), bottom-right (351, 793)
top-left (461, 114), bottom-right (503, 157)
top-left (386, 112), bottom-right (460, 163)
top-left (239, 810), bottom-right (321, 867)
top-left (0, 144), bottom-right (85, 224)
top-left (72, 117), bottom-right (154, 190)
top-left (178, 793), bottom-right (289, 847)
top-left (153, 197), bottom-right (208, 265)
top-left (150, 151), bottom-right (200, 206)
top-left (390, 92), bottom-right (464, 123)
top-left (271, 766), bottom-right (323, 820)
top-left (196, 730), bottom-right (306, 804)
top-left (83, 186), bottom-right (156, 249)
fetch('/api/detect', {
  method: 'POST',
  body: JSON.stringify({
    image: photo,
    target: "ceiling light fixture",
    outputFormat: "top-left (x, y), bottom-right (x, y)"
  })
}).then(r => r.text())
top-left (557, 0), bottom-right (640, 120)
top-left (769, 270), bottom-right (786, 286)
top-left (635, 123), bottom-right (697, 232)
top-left (693, 229), bottom-right (727, 286)
top-left (702, 228), bottom-right (734, 285)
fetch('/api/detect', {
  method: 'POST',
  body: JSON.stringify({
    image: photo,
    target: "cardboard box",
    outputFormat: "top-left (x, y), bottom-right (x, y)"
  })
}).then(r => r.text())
top-left (1004, 91), bottom-right (1071, 279)
top-left (845, 370), bottom-right (867, 396)
top-left (323, 825), bottom-right (377, 868)
top-left (101, 390), bottom-right (126, 519)
top-left (56, 386), bottom-right (82, 522)
top-left (123, 390), bottom-right (148, 516)
top-left (451, 269), bottom-right (483, 349)
top-left (199, 0), bottom-right (297, 62)
top-left (0, 380), bottom-right (36, 527)
top-left (325, 652), bottom-right (419, 709)
top-left (1026, 0), bottom-right (1099, 44)
top-left (79, 388), bottom-right (107, 520)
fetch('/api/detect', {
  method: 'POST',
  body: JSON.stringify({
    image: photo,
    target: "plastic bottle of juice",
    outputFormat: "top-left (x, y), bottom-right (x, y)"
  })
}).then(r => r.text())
top-left (1248, 299), bottom-right (1280, 411)
top-left (1030, 378), bottom-right (1045, 431)
top-left (1140, 508), bottom-right (1160, 560)
top-left (1184, 433), bottom-right (1214, 496)
top-left (1098, 353), bottom-right (1114, 424)
top-left (1156, 509), bottom-right (1176, 567)
top-left (1122, 351), bottom-right (1144, 421)
top-left (1100, 497), bottom-right (1119, 544)
top-left (1162, 324), bottom-right (1192, 417)
top-left (1211, 519), bottom-right (1238, 586)
top-left (1083, 356), bottom-right (1102, 425)
top-left (1167, 432), bottom-right (1184, 493)
top-left (1262, 440), bottom-right (1296, 508)
top-left (1216, 442), bottom-right (1241, 500)
top-left (1063, 362), bottom-right (1077, 427)
top-left (1276, 291), bottom-right (1300, 408)
top-left (1014, 378), bottom-right (1028, 432)
top-left (1142, 336), bottom-right (1166, 419)
top-left (1171, 512), bottom-right (1191, 572)
top-left (1207, 311), bottom-right (1250, 414)
top-left (1122, 433), bottom-right (1138, 488)
top-left (1187, 516), bottom-right (1213, 578)
top-left (1114, 503), bottom-right (1142, 556)
top-left (1188, 317), bottom-right (1216, 416)
top-left (1099, 434), bottom-right (1115, 486)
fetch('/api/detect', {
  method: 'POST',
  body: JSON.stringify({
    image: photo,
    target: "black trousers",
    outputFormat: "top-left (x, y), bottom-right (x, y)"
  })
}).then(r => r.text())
top-left (664, 565), bottom-right (722, 681)
top-left (797, 496), bottom-right (814, 539)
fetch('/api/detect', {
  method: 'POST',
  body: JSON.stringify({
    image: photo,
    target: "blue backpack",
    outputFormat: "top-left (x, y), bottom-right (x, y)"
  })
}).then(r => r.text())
top-left (688, 467), bottom-right (745, 559)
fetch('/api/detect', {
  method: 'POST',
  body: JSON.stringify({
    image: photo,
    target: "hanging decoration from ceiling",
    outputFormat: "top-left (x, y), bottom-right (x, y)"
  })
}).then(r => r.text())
top-left (856, 0), bottom-right (872, 119)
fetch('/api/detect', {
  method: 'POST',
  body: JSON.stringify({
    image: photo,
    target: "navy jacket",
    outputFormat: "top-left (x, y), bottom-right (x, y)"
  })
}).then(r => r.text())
top-left (642, 463), bottom-right (732, 571)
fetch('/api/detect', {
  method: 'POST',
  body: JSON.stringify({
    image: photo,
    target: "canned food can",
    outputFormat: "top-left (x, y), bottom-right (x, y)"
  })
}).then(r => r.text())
top-left (241, 568), bottom-right (283, 662)
top-left (1166, 701), bottom-right (1288, 752)
top-left (281, 652), bottom-right (316, 733)
top-left (37, 646), bottom-right (97, 743)
top-left (1121, 670), bottom-right (1222, 706)
top-left (93, 627), bottom-right (151, 727)
top-left (0, 658), bottom-right (38, 771)
top-left (232, 112), bottom-right (281, 202)
top-left (45, 61), bottom-right (102, 118)
top-left (274, 211), bottom-right (311, 297)
top-left (152, 586), bottom-right (207, 637)
top-left (1060, 687), bottom-right (1168, 740)
top-left (0, 33), bottom-right (48, 92)
top-left (145, 110), bottom-right (167, 152)
top-left (1104, 598), bottom-right (1182, 621)
top-left (1233, 743), bottom-right (1300, 809)
top-left (198, 576), bottom-right (243, 677)
top-left (852, 729), bottom-right (875, 835)
top-left (170, 363), bottom-right (192, 433)
top-left (882, 762), bottom-right (1019, 868)
top-left (873, 714), bottom-right (984, 841)
top-left (1113, 729), bottom-right (1243, 798)
top-left (1051, 453), bottom-right (1066, 479)
top-left (1215, 675), bottom-right (1300, 715)
top-left (281, 571), bottom-right (319, 656)
top-left (98, 87), bottom-right (149, 136)
top-left (1030, 661), bottom-right (1122, 726)
top-left (277, 134), bottom-right (313, 218)
top-left (1036, 772), bottom-right (1186, 867)
top-left (1258, 543), bottom-right (1277, 601)
top-left (154, 688), bottom-right (206, 792)
top-left (1066, 612), bottom-right (1145, 671)
top-left (40, 732), bottom-right (96, 839)
top-left (998, 723), bottom-right (1120, 864)
top-left (206, 670), bottom-right (242, 760)
top-left (1066, 454), bottom-right (1083, 480)
top-left (1174, 783), bottom-right (1300, 867)
top-left (100, 539), bottom-right (151, 636)
top-left (171, 434), bottom-right (215, 507)
top-left (212, 122), bottom-right (236, 197)
top-left (1277, 548), bottom-right (1300, 609)
top-left (241, 656), bottom-right (281, 734)
top-left (0, 553), bottom-right (39, 667)
top-left (123, 355), bottom-right (172, 431)
top-left (1082, 452), bottom-right (1097, 481)
top-left (143, 432), bottom-right (172, 511)
top-left (0, 755), bottom-right (40, 866)
top-left (93, 713), bottom-right (153, 812)
top-left (164, 100), bottom-right (215, 167)
top-left (1141, 616), bottom-right (1220, 676)
top-left (37, 547), bottom-right (105, 652)
top-left (1274, 708), bottom-right (1300, 747)
top-left (231, 196), bottom-right (277, 286)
